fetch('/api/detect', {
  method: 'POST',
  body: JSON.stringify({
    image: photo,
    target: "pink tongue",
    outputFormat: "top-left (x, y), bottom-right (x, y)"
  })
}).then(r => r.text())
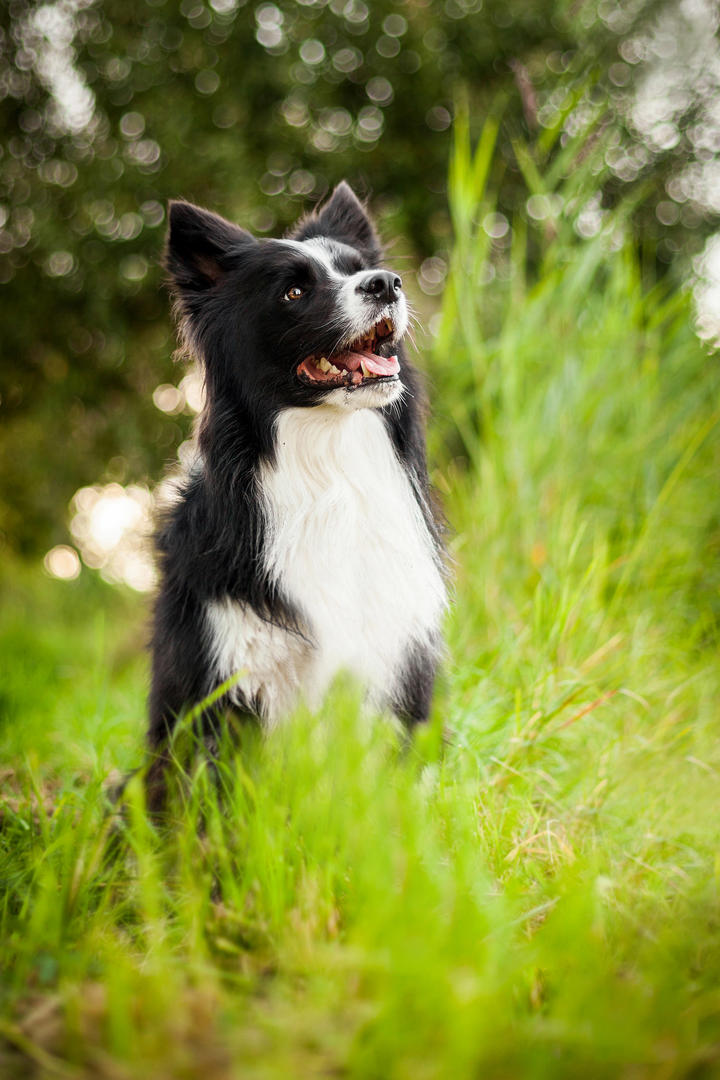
top-left (342, 350), bottom-right (400, 376)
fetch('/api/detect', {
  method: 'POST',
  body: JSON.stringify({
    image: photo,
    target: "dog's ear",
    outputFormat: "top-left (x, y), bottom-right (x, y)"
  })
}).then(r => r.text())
top-left (166, 200), bottom-right (255, 292)
top-left (292, 181), bottom-right (381, 263)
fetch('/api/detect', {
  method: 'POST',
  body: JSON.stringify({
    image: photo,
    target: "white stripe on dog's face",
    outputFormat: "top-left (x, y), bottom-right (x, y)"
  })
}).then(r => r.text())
top-left (275, 237), bottom-right (356, 280)
top-left (273, 237), bottom-right (409, 351)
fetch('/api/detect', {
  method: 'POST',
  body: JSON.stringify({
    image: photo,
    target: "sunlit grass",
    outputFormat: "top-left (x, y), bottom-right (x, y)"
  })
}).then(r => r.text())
top-left (2, 118), bottom-right (720, 1078)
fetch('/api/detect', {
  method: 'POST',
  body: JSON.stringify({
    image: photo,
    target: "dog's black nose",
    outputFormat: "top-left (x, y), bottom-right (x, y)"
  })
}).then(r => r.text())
top-left (356, 270), bottom-right (403, 303)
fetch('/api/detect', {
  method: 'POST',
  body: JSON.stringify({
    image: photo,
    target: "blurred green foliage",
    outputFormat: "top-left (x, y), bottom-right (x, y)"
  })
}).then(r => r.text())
top-left (2, 110), bottom-right (720, 1076)
top-left (0, 0), bottom-right (715, 554)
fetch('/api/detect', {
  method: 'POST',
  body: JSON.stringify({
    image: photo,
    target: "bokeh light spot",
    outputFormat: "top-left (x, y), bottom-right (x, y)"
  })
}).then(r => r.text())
top-left (70, 484), bottom-right (156, 591)
top-left (120, 111), bottom-right (145, 139)
top-left (482, 212), bottom-right (510, 239)
top-left (45, 251), bottom-right (75, 276)
top-left (382, 13), bottom-right (407, 36)
top-left (153, 383), bottom-right (184, 413)
top-left (44, 545), bottom-right (81, 581)
top-left (366, 76), bottom-right (393, 105)
top-left (300, 39), bottom-right (326, 65)
top-left (195, 70), bottom-right (221, 94)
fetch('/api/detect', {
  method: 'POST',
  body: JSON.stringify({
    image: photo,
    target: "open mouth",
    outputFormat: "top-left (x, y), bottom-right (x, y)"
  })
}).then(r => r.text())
top-left (297, 317), bottom-right (400, 389)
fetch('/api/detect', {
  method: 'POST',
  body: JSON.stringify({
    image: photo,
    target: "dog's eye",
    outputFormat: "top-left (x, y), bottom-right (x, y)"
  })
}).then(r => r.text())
top-left (284, 285), bottom-right (304, 301)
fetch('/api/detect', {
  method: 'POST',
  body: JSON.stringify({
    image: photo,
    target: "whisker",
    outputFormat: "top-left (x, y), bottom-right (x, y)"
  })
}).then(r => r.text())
top-left (405, 330), bottom-right (419, 353)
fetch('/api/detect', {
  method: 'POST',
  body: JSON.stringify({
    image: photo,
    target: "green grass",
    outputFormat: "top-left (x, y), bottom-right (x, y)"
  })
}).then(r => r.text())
top-left (2, 118), bottom-right (720, 1078)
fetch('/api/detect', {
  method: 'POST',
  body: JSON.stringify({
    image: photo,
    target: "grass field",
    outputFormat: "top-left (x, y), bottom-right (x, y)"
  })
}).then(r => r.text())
top-left (2, 119), bottom-right (720, 1078)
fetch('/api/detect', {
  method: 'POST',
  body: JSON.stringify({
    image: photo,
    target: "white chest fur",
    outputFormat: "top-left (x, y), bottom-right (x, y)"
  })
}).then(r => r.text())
top-left (205, 404), bottom-right (446, 722)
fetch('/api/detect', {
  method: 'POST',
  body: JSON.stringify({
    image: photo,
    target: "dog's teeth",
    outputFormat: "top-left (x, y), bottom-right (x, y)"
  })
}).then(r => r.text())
top-left (318, 357), bottom-right (330, 372)
top-left (328, 363), bottom-right (341, 375)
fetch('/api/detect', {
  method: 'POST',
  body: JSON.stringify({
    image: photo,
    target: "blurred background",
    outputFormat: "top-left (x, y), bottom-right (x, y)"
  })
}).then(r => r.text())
top-left (1, 0), bottom-right (719, 587)
top-left (4, 7), bottom-right (720, 1069)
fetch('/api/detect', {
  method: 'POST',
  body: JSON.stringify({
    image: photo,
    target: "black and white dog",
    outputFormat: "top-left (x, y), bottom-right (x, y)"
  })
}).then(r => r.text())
top-left (148, 182), bottom-right (446, 789)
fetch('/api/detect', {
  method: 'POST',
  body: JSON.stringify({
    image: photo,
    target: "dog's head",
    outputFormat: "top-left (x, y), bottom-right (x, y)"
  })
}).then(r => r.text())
top-left (166, 182), bottom-right (409, 412)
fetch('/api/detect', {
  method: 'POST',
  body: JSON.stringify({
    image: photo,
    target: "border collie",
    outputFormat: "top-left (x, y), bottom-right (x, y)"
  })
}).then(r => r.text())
top-left (148, 182), bottom-right (446, 795)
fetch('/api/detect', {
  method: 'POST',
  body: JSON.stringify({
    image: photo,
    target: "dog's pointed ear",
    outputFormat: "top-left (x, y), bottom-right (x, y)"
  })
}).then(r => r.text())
top-left (293, 181), bottom-right (381, 263)
top-left (166, 200), bottom-right (255, 292)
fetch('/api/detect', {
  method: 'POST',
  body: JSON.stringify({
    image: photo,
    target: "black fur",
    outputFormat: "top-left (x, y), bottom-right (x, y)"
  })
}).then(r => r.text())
top-left (148, 182), bottom-right (444, 788)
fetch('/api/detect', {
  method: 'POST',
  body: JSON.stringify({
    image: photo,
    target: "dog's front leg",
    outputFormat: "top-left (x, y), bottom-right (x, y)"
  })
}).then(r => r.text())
top-left (392, 640), bottom-right (441, 728)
